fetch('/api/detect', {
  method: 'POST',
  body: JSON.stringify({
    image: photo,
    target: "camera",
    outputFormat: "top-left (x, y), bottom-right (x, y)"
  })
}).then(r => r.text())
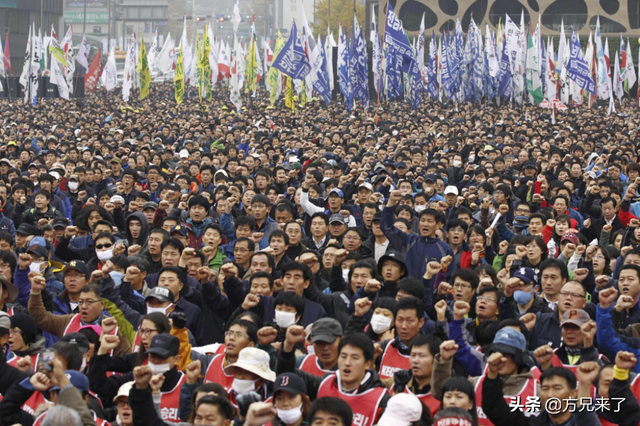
top-left (235, 391), bottom-right (262, 418)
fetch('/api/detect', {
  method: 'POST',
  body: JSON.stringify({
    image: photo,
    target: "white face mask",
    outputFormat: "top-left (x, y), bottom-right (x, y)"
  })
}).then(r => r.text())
top-left (231, 378), bottom-right (257, 394)
top-left (342, 269), bottom-right (350, 283)
top-left (68, 182), bottom-right (79, 191)
top-left (96, 247), bottom-right (114, 262)
top-left (149, 362), bottom-right (171, 375)
top-left (146, 303), bottom-right (173, 316)
top-left (453, 160), bottom-right (462, 168)
top-left (80, 357), bottom-right (87, 372)
top-left (414, 205), bottom-right (426, 213)
top-left (370, 314), bottom-right (393, 334)
top-left (277, 404), bottom-right (303, 425)
top-left (275, 311), bottom-right (297, 329)
top-left (468, 154), bottom-right (476, 163)
top-left (29, 262), bottom-right (45, 274)
top-left (109, 271), bottom-right (125, 287)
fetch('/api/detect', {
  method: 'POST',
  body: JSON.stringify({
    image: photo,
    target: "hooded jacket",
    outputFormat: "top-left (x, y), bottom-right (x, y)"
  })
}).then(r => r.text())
top-left (125, 212), bottom-right (150, 252)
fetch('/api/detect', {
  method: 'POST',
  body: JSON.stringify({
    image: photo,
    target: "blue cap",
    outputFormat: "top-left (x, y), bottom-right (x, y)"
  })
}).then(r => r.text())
top-left (396, 162), bottom-right (408, 169)
top-left (491, 328), bottom-right (527, 354)
top-left (513, 267), bottom-right (538, 285)
top-left (51, 370), bottom-right (90, 392)
top-left (424, 174), bottom-right (438, 183)
top-left (328, 188), bottom-right (344, 198)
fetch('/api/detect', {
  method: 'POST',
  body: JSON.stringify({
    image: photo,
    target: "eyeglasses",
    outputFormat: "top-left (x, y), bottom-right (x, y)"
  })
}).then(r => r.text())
top-left (9, 328), bottom-right (22, 336)
top-left (477, 296), bottom-right (497, 303)
top-left (225, 331), bottom-right (247, 339)
top-left (453, 283), bottom-right (472, 289)
top-left (139, 328), bottom-right (158, 336)
top-left (516, 209), bottom-right (531, 214)
top-left (77, 299), bottom-right (101, 306)
top-left (234, 247), bottom-right (250, 253)
top-left (96, 243), bottom-right (113, 250)
top-left (560, 291), bottom-right (585, 299)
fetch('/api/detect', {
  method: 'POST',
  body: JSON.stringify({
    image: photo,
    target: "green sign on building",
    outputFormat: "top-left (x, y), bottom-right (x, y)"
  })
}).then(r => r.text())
top-left (64, 11), bottom-right (109, 23)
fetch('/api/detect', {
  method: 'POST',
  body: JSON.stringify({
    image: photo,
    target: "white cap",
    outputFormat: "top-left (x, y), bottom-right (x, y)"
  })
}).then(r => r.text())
top-left (376, 393), bottom-right (423, 426)
top-left (444, 185), bottom-right (459, 196)
top-left (359, 182), bottom-right (374, 192)
top-left (110, 195), bottom-right (125, 204)
top-left (49, 171), bottom-right (61, 181)
top-left (179, 149), bottom-right (189, 158)
top-left (113, 381), bottom-right (134, 402)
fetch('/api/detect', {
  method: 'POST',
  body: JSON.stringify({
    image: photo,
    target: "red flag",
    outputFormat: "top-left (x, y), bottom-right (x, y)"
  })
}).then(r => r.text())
top-left (3, 33), bottom-right (10, 73)
top-left (84, 51), bottom-right (102, 93)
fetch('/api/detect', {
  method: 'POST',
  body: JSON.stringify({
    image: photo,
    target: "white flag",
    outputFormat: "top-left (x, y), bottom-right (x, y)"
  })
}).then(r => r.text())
top-left (626, 38), bottom-right (637, 89)
top-left (148, 29), bottom-right (160, 68)
top-left (208, 26), bottom-right (219, 86)
top-left (232, 0), bottom-right (242, 33)
top-left (613, 50), bottom-right (624, 100)
top-left (76, 34), bottom-right (90, 71)
top-left (156, 33), bottom-right (175, 75)
top-left (101, 47), bottom-right (118, 91)
top-left (230, 35), bottom-right (242, 111)
top-left (19, 26), bottom-right (32, 90)
top-left (122, 32), bottom-right (137, 101)
top-left (50, 55), bottom-right (69, 99)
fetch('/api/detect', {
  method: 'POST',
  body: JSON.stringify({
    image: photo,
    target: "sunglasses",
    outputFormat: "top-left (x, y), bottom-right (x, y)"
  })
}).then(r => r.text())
top-left (96, 243), bottom-right (113, 250)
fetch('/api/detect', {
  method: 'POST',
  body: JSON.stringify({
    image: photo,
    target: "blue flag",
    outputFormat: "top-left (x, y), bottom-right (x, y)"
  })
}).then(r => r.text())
top-left (355, 23), bottom-right (369, 108)
top-left (384, 2), bottom-right (418, 76)
top-left (499, 39), bottom-right (513, 100)
top-left (386, 43), bottom-right (403, 100)
top-left (271, 22), bottom-right (311, 80)
top-left (338, 27), bottom-right (352, 111)
top-left (567, 30), bottom-right (595, 95)
top-left (426, 32), bottom-right (437, 98)
top-left (349, 26), bottom-right (359, 105)
top-left (313, 39), bottom-right (331, 105)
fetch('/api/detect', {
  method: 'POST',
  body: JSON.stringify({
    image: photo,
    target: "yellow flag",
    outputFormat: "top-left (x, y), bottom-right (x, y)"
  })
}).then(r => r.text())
top-left (203, 25), bottom-right (212, 100)
top-left (268, 30), bottom-right (285, 105)
top-left (245, 24), bottom-right (258, 94)
top-left (285, 76), bottom-right (294, 111)
top-left (196, 34), bottom-right (202, 102)
top-left (137, 34), bottom-right (151, 100)
top-left (175, 44), bottom-right (185, 105)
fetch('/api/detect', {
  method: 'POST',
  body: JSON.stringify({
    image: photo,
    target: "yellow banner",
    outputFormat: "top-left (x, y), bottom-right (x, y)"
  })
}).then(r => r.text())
top-left (285, 76), bottom-right (294, 111)
top-left (268, 30), bottom-right (285, 105)
top-left (137, 33), bottom-right (151, 100)
top-left (175, 44), bottom-right (184, 105)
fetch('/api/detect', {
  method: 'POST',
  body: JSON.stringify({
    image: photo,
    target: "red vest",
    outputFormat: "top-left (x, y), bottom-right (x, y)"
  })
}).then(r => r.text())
top-left (378, 343), bottom-right (410, 380)
top-left (474, 375), bottom-right (537, 426)
top-left (404, 385), bottom-right (440, 416)
top-left (7, 353), bottom-right (40, 373)
top-left (5, 306), bottom-right (14, 316)
top-left (317, 374), bottom-right (388, 426)
top-left (299, 354), bottom-right (333, 377)
top-left (133, 331), bottom-right (142, 352)
top-left (159, 372), bottom-right (187, 423)
top-left (203, 354), bottom-right (234, 391)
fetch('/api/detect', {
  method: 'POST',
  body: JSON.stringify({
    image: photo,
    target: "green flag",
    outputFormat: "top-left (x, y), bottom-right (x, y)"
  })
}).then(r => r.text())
top-left (525, 30), bottom-right (543, 105)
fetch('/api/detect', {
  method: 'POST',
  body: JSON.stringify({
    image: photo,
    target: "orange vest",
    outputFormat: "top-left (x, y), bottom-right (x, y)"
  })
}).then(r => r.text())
top-left (203, 354), bottom-right (234, 391)
top-left (317, 374), bottom-right (388, 426)
top-left (474, 375), bottom-right (537, 426)
top-left (299, 354), bottom-right (333, 377)
top-left (159, 372), bottom-right (187, 423)
top-left (378, 343), bottom-right (410, 380)
top-left (404, 385), bottom-right (440, 416)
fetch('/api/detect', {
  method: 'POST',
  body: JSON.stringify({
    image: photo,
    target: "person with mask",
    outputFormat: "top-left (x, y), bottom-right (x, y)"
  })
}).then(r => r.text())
top-left (90, 333), bottom-right (186, 423)
top-left (224, 347), bottom-right (276, 408)
top-left (278, 328), bottom-right (390, 426)
top-left (499, 267), bottom-right (553, 321)
top-left (296, 318), bottom-right (342, 377)
top-left (15, 240), bottom-right (65, 297)
top-left (272, 372), bottom-right (311, 426)
top-left (348, 296), bottom-right (398, 343)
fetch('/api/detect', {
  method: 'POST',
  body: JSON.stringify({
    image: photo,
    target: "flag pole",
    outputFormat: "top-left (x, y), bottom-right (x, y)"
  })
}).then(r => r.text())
top-left (375, 0), bottom-right (390, 121)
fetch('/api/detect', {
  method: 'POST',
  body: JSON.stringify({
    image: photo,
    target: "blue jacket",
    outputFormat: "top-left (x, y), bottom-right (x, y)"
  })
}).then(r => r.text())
top-left (597, 305), bottom-right (640, 374)
top-left (0, 212), bottom-right (16, 237)
top-left (380, 206), bottom-right (457, 280)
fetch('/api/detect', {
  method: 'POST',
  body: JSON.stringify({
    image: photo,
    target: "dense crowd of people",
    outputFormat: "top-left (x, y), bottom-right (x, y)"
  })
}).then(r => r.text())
top-left (1, 85), bottom-right (640, 426)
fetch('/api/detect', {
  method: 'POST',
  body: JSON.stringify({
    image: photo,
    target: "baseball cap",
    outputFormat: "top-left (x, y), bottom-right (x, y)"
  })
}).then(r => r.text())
top-left (52, 217), bottom-right (70, 229)
top-left (51, 371), bottom-right (90, 392)
top-left (110, 157), bottom-right (122, 164)
top-left (561, 233), bottom-right (579, 245)
top-left (142, 201), bottom-right (158, 211)
top-left (378, 251), bottom-right (408, 276)
top-left (561, 309), bottom-right (590, 328)
top-left (0, 311), bottom-right (10, 330)
top-left (16, 223), bottom-right (38, 236)
top-left (146, 334), bottom-right (180, 359)
top-left (310, 318), bottom-right (343, 343)
top-left (396, 162), bottom-right (408, 169)
top-left (328, 188), bottom-right (344, 198)
top-left (376, 393), bottom-right (423, 426)
top-left (444, 185), bottom-right (459, 196)
top-left (110, 195), bottom-right (125, 204)
top-left (489, 328), bottom-right (527, 356)
top-left (61, 260), bottom-right (91, 278)
top-left (27, 243), bottom-right (49, 259)
top-left (523, 161), bottom-right (537, 169)
top-left (113, 381), bottom-right (134, 402)
top-left (513, 267), bottom-right (538, 285)
top-left (359, 182), bottom-right (374, 192)
top-left (170, 225), bottom-right (188, 237)
top-left (179, 149), bottom-right (189, 158)
top-left (146, 287), bottom-right (175, 304)
top-left (273, 373), bottom-right (306, 396)
top-left (61, 332), bottom-right (90, 353)
top-left (329, 213), bottom-right (347, 225)
top-left (424, 174), bottom-right (438, 183)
